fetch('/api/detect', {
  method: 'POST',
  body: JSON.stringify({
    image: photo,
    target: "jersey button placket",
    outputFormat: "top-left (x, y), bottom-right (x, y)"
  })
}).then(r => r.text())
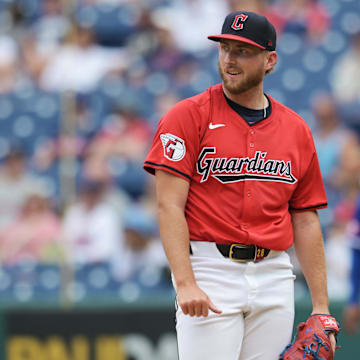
top-left (243, 129), bottom-right (254, 235)
top-left (245, 129), bottom-right (254, 235)
top-left (249, 129), bottom-right (255, 154)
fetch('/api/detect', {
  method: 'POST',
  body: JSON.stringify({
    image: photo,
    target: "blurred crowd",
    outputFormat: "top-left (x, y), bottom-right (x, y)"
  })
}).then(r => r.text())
top-left (0, 0), bottom-right (359, 308)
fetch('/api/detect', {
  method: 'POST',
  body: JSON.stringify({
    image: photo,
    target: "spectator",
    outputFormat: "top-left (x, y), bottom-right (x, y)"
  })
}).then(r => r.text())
top-left (0, 0), bottom-right (26, 84)
top-left (153, 0), bottom-right (230, 53)
top-left (311, 93), bottom-right (360, 233)
top-left (81, 153), bottom-right (132, 216)
top-left (112, 204), bottom-right (168, 282)
top-left (271, 0), bottom-right (330, 43)
top-left (331, 31), bottom-right (360, 133)
top-left (149, 91), bottom-right (181, 125)
top-left (125, 7), bottom-right (160, 59)
top-left (146, 26), bottom-right (187, 73)
top-left (325, 223), bottom-right (351, 301)
top-left (343, 194), bottom-right (360, 334)
top-left (35, 0), bottom-right (71, 47)
top-left (325, 182), bottom-right (358, 300)
top-left (21, 0), bottom-right (71, 83)
top-left (169, 55), bottom-right (207, 99)
top-left (39, 23), bottom-right (127, 92)
top-left (87, 104), bottom-right (153, 162)
top-left (84, 104), bottom-right (153, 198)
top-left (331, 31), bottom-right (360, 106)
top-left (0, 190), bottom-right (62, 265)
top-left (62, 179), bottom-right (124, 264)
top-left (228, 0), bottom-right (267, 12)
top-left (0, 34), bottom-right (19, 93)
top-left (0, 147), bottom-right (49, 230)
top-left (33, 95), bottom-right (95, 172)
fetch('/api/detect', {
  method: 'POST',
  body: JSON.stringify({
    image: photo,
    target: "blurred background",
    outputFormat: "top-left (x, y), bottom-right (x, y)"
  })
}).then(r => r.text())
top-left (0, 0), bottom-right (359, 359)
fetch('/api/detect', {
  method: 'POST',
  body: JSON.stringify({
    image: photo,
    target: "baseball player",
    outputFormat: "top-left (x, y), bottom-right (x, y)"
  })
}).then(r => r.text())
top-left (144, 11), bottom-right (337, 360)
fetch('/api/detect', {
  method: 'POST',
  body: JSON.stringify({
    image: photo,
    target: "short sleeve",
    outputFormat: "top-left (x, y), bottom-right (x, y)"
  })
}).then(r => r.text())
top-left (289, 148), bottom-right (328, 212)
top-left (144, 99), bottom-right (203, 182)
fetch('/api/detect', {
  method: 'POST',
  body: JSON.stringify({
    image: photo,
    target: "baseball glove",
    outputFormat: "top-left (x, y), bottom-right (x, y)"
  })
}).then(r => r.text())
top-left (279, 314), bottom-right (339, 360)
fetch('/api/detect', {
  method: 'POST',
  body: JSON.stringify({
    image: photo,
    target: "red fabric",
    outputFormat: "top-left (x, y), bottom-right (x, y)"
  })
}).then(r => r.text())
top-left (144, 84), bottom-right (327, 250)
top-left (207, 34), bottom-right (265, 49)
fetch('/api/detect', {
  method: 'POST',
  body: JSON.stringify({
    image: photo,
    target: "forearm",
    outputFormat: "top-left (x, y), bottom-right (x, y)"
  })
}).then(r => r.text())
top-left (158, 204), bottom-right (195, 288)
top-left (155, 170), bottom-right (221, 317)
top-left (155, 169), bottom-right (195, 288)
top-left (292, 211), bottom-right (330, 313)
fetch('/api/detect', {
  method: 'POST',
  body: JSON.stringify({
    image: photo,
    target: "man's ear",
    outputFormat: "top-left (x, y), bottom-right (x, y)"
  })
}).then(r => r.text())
top-left (265, 51), bottom-right (278, 73)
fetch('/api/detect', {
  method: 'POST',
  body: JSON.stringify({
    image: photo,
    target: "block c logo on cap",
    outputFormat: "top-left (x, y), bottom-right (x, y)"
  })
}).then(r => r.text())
top-left (231, 14), bottom-right (248, 30)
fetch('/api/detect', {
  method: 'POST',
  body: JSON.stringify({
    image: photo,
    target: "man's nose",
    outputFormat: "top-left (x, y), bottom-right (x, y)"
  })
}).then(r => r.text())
top-left (224, 50), bottom-right (237, 64)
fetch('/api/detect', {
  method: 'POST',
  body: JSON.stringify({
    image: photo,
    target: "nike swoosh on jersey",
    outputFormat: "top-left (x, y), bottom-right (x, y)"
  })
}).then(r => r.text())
top-left (209, 123), bottom-right (225, 129)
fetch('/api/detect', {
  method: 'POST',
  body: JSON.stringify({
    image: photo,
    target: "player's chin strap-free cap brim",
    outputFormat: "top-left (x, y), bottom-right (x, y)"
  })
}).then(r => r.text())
top-left (207, 34), bottom-right (266, 50)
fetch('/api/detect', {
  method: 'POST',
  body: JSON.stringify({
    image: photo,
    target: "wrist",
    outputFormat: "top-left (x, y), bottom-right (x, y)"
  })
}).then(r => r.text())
top-left (311, 302), bottom-right (330, 315)
top-left (176, 278), bottom-right (197, 288)
top-left (311, 309), bottom-right (330, 315)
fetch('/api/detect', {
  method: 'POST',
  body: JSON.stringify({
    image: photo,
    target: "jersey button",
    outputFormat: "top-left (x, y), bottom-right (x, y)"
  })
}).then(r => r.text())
top-left (250, 143), bottom-right (254, 148)
top-left (250, 130), bottom-right (255, 135)
top-left (247, 191), bottom-right (251, 197)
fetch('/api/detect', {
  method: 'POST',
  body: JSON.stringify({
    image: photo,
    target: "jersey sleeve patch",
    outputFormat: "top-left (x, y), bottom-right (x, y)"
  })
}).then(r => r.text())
top-left (160, 133), bottom-right (186, 161)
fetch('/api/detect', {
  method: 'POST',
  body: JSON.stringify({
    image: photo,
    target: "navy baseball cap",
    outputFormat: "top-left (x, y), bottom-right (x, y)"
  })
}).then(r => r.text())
top-left (208, 11), bottom-right (276, 51)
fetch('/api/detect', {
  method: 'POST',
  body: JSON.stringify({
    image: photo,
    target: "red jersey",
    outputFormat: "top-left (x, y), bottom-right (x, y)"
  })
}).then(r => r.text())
top-left (144, 84), bottom-right (327, 251)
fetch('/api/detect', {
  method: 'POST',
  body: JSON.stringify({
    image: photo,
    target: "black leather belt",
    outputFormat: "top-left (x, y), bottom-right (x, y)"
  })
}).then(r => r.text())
top-left (216, 243), bottom-right (270, 262)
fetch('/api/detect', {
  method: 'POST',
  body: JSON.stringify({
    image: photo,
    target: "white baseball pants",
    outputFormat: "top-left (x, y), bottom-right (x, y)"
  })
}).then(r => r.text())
top-left (175, 241), bottom-right (295, 360)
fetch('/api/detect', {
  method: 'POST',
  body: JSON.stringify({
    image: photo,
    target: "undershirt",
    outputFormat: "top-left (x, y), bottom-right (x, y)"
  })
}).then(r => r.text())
top-left (224, 93), bottom-right (272, 126)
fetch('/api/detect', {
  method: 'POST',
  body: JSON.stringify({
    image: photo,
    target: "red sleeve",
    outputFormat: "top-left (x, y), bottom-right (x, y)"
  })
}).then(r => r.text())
top-left (143, 99), bottom-right (204, 182)
top-left (289, 136), bottom-right (327, 212)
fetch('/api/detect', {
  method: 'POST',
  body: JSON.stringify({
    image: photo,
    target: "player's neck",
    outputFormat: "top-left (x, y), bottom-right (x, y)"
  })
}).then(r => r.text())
top-left (222, 85), bottom-right (266, 110)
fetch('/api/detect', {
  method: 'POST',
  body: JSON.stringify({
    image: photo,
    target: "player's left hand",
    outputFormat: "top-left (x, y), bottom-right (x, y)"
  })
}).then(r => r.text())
top-left (279, 314), bottom-right (339, 360)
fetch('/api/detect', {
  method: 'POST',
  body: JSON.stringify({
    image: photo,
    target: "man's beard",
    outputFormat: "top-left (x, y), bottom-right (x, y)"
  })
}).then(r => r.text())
top-left (218, 62), bottom-right (265, 94)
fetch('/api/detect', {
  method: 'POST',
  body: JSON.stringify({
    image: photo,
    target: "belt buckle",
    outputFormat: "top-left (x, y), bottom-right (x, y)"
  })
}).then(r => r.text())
top-left (229, 244), bottom-right (256, 263)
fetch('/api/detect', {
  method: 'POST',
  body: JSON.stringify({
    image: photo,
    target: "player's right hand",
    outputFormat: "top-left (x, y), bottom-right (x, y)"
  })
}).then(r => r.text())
top-left (176, 283), bottom-right (222, 317)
